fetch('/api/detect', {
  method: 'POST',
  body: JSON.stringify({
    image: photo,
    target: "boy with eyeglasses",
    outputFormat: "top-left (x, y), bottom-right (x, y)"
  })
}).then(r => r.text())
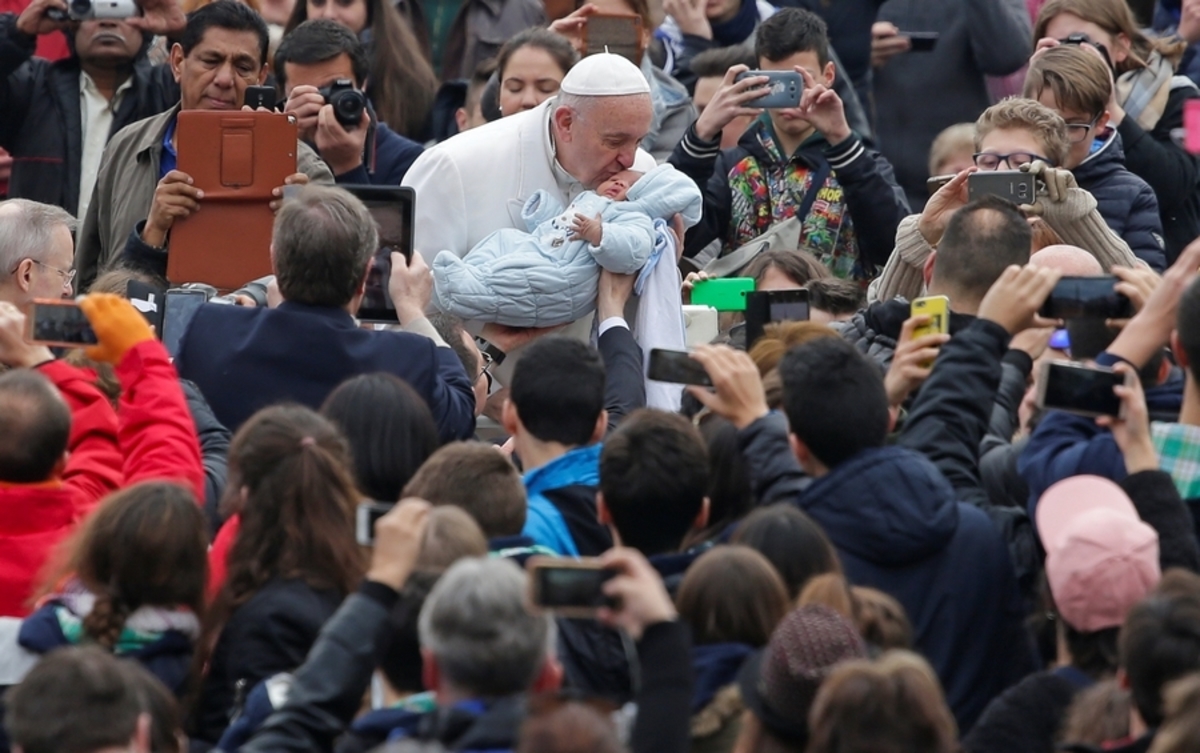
top-left (1023, 44), bottom-right (1165, 271)
top-left (871, 97), bottom-right (1143, 305)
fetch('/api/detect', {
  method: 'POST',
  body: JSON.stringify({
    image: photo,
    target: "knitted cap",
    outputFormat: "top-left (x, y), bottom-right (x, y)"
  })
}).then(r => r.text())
top-left (738, 604), bottom-right (867, 743)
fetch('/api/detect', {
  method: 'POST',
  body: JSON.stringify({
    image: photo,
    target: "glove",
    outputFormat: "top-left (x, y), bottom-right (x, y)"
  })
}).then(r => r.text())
top-left (79, 293), bottom-right (156, 364)
top-left (1022, 160), bottom-right (1077, 210)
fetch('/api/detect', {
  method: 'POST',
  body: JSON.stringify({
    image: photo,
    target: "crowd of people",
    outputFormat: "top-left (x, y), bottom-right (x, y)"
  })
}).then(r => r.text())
top-left (4, 0), bottom-right (1200, 750)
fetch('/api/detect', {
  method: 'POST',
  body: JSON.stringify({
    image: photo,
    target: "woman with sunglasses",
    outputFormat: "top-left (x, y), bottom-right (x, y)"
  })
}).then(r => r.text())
top-left (1021, 44), bottom-right (1166, 271)
top-left (1034, 0), bottom-right (1200, 265)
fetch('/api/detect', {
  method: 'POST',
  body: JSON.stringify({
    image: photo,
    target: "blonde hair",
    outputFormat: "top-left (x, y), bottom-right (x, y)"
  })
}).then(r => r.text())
top-left (1149, 674), bottom-right (1200, 753)
top-left (1034, 0), bottom-right (1187, 74)
top-left (975, 97), bottom-right (1071, 167)
top-left (1024, 45), bottom-right (1112, 119)
top-left (928, 123), bottom-right (976, 176)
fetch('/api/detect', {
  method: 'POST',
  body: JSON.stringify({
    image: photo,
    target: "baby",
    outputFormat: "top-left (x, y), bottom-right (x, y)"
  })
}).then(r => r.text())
top-left (432, 163), bottom-right (703, 328)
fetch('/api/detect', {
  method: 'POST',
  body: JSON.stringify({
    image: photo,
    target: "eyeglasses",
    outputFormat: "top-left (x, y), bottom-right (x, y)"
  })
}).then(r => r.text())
top-left (972, 152), bottom-right (1052, 170)
top-left (1064, 115), bottom-right (1101, 144)
top-left (478, 349), bottom-right (495, 392)
top-left (9, 259), bottom-right (76, 287)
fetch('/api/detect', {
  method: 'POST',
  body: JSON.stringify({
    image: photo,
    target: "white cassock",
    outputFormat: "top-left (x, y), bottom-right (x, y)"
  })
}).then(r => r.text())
top-left (402, 99), bottom-right (657, 264)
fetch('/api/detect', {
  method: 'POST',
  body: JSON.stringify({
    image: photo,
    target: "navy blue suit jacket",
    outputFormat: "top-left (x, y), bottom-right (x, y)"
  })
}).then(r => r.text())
top-left (175, 301), bottom-right (475, 441)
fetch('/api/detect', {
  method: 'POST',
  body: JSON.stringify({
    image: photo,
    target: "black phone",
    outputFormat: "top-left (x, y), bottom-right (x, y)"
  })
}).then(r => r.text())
top-left (355, 501), bottom-right (392, 545)
top-left (744, 289), bottom-right (810, 347)
top-left (1039, 276), bottom-right (1134, 319)
top-left (244, 85), bottom-right (277, 111)
top-left (968, 170), bottom-right (1037, 204)
top-left (26, 300), bottom-right (98, 348)
top-left (647, 348), bottom-right (712, 386)
top-left (527, 558), bottom-right (618, 616)
top-left (906, 31), bottom-right (940, 52)
top-left (126, 279), bottom-right (166, 334)
top-left (162, 288), bottom-right (209, 358)
top-left (1037, 360), bottom-right (1128, 418)
top-left (347, 186), bottom-right (415, 324)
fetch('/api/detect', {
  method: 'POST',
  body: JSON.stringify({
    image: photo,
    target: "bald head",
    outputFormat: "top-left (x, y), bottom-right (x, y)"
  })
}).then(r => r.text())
top-left (1031, 245), bottom-right (1103, 276)
top-left (0, 369), bottom-right (70, 483)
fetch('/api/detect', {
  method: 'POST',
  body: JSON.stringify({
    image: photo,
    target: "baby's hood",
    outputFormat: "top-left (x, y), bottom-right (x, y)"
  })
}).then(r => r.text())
top-left (623, 163), bottom-right (703, 229)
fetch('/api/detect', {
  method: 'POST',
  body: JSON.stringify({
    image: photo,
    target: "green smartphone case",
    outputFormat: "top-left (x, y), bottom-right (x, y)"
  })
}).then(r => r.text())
top-left (691, 277), bottom-right (755, 312)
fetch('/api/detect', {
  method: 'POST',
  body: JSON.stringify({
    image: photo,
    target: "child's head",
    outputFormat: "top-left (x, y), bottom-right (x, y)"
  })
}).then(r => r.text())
top-left (596, 169), bottom-right (643, 200)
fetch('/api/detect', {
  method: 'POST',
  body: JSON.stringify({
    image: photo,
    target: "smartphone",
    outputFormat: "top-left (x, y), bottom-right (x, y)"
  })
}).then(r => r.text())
top-left (1039, 276), bottom-right (1133, 320)
top-left (25, 299), bottom-right (98, 348)
top-left (910, 295), bottom-right (950, 339)
top-left (968, 170), bottom-right (1037, 204)
top-left (682, 305), bottom-right (719, 347)
top-left (744, 289), bottom-right (809, 347)
top-left (244, 85), bottom-right (277, 111)
top-left (161, 288), bottom-right (209, 358)
top-left (734, 70), bottom-right (802, 109)
top-left (527, 556), bottom-right (618, 617)
top-left (126, 279), bottom-right (166, 334)
top-left (1185, 99), bottom-right (1200, 156)
top-left (346, 186), bottom-right (415, 323)
top-left (1037, 360), bottom-right (1130, 418)
top-left (691, 277), bottom-right (755, 312)
top-left (583, 13), bottom-right (643, 64)
top-left (647, 348), bottom-right (713, 386)
top-left (356, 501), bottom-right (393, 545)
top-left (926, 174), bottom-right (955, 194)
top-left (905, 31), bottom-right (940, 52)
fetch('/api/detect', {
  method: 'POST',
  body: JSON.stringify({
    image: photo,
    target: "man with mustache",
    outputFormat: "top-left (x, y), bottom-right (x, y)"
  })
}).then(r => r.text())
top-left (73, 0), bottom-right (332, 290)
top-left (0, 0), bottom-right (180, 220)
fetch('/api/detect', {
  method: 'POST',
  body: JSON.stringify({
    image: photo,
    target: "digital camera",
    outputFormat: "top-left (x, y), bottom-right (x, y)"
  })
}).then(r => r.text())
top-left (318, 79), bottom-right (367, 129)
top-left (53, 0), bottom-right (138, 20)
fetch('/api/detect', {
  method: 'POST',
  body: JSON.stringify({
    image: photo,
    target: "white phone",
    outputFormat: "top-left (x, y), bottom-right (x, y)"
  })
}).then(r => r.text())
top-left (683, 305), bottom-right (718, 347)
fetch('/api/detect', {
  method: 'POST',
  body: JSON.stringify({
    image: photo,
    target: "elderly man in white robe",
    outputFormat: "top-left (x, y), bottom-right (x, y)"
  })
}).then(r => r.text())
top-left (402, 53), bottom-right (678, 369)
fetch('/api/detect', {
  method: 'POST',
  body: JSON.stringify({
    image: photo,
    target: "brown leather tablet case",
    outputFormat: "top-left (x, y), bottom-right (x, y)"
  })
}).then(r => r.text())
top-left (167, 110), bottom-right (298, 291)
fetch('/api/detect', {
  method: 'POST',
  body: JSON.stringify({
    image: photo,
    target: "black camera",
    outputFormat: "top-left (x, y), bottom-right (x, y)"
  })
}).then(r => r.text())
top-left (318, 79), bottom-right (367, 129)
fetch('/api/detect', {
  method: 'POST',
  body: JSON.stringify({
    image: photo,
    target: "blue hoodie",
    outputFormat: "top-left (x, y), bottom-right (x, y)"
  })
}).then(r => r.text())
top-left (797, 445), bottom-right (1035, 732)
top-left (522, 444), bottom-right (609, 557)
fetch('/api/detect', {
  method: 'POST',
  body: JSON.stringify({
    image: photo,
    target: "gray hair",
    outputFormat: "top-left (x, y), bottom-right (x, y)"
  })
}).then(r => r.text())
top-left (271, 185), bottom-right (377, 307)
top-left (418, 557), bottom-right (555, 697)
top-left (0, 199), bottom-right (76, 274)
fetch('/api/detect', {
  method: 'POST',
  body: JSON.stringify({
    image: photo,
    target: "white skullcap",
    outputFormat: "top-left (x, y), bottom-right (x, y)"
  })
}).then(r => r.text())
top-left (559, 52), bottom-right (650, 97)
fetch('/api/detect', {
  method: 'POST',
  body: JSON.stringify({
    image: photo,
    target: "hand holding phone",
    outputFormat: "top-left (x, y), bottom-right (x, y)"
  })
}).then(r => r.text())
top-left (0, 301), bottom-right (53, 368)
top-left (1093, 362), bottom-right (1157, 473)
top-left (905, 31), bottom-right (939, 52)
top-left (744, 289), bottom-right (809, 347)
top-left (244, 85), bottom-right (277, 111)
top-left (647, 348), bottom-right (712, 386)
top-left (968, 170), bottom-right (1037, 204)
top-left (363, 499), bottom-right (431, 590)
top-left (594, 547), bottom-right (678, 641)
top-left (685, 344), bottom-right (770, 429)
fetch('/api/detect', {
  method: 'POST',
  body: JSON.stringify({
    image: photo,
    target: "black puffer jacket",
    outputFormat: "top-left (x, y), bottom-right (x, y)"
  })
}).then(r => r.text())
top-left (1071, 131), bottom-right (1166, 272)
top-left (1116, 82), bottom-right (1200, 264)
top-left (0, 14), bottom-right (177, 214)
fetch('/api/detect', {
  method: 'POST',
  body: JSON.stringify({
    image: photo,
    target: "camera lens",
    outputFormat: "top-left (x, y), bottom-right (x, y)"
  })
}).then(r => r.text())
top-left (330, 90), bottom-right (366, 128)
top-left (69, 0), bottom-right (93, 15)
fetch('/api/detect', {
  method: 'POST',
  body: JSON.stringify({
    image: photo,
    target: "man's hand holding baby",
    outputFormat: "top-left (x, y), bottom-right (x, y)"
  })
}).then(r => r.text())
top-left (571, 213), bottom-right (604, 246)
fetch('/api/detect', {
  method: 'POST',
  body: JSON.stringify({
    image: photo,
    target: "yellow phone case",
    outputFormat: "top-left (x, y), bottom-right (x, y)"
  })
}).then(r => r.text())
top-left (911, 295), bottom-right (950, 339)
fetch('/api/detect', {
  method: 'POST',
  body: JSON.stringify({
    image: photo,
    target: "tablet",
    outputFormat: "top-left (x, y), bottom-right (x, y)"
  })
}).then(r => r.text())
top-left (346, 185), bottom-right (415, 323)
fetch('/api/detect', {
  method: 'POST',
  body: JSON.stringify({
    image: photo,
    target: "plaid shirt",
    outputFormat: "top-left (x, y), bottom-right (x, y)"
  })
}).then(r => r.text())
top-left (1152, 422), bottom-right (1200, 500)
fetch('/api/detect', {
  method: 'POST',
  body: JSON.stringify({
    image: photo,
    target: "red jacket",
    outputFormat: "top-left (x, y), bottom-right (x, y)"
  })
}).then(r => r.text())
top-left (0, 341), bottom-right (205, 617)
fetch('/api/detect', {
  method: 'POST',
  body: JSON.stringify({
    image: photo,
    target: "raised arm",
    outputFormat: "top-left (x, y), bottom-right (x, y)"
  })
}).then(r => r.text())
top-left (79, 294), bottom-right (205, 502)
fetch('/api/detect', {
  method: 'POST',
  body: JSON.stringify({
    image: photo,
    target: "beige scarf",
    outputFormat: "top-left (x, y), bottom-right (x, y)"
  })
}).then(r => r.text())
top-left (1115, 51), bottom-right (1175, 131)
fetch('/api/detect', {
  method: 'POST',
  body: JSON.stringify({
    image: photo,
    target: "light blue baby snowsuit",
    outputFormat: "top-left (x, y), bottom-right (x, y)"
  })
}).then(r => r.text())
top-left (432, 163), bottom-right (702, 327)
